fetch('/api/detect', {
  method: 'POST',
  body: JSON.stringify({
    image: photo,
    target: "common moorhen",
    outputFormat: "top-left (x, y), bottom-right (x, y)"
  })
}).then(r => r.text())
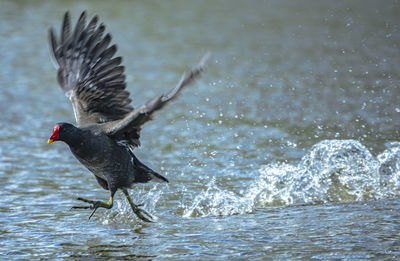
top-left (47, 11), bottom-right (208, 222)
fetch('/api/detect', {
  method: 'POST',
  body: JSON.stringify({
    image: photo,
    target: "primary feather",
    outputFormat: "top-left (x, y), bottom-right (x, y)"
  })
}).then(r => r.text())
top-left (49, 11), bottom-right (132, 126)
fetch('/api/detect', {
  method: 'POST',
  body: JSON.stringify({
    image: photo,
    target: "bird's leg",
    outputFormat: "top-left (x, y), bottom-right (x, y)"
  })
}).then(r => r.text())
top-left (122, 189), bottom-right (155, 223)
top-left (71, 194), bottom-right (114, 220)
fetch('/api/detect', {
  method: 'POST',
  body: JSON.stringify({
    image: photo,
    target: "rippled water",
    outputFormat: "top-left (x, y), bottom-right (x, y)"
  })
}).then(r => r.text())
top-left (1, 0), bottom-right (399, 259)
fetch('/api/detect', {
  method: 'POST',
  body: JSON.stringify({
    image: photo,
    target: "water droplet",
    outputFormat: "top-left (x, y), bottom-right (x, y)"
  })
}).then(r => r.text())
top-left (361, 102), bottom-right (366, 110)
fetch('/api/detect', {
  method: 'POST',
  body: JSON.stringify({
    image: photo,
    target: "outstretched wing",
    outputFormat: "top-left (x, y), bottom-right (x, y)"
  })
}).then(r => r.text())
top-left (104, 53), bottom-right (210, 148)
top-left (49, 11), bottom-right (133, 126)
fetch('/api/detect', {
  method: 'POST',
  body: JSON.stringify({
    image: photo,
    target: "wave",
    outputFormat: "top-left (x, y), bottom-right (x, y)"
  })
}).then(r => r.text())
top-left (181, 140), bottom-right (400, 217)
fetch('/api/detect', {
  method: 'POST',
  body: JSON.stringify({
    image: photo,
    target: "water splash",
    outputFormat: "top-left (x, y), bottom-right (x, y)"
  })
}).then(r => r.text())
top-left (181, 140), bottom-right (400, 217)
top-left (255, 140), bottom-right (382, 206)
top-left (377, 142), bottom-right (400, 197)
top-left (182, 178), bottom-right (254, 217)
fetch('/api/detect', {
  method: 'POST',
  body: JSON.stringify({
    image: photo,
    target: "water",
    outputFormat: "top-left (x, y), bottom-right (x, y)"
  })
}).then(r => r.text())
top-left (1, 0), bottom-right (399, 259)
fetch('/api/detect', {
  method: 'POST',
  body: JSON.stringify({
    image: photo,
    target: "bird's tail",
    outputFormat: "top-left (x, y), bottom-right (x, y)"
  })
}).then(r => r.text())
top-left (131, 153), bottom-right (168, 183)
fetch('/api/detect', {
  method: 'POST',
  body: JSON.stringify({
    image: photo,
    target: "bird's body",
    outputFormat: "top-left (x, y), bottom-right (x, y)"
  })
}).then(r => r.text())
top-left (70, 131), bottom-right (135, 192)
top-left (60, 123), bottom-right (167, 192)
top-left (47, 11), bottom-right (208, 221)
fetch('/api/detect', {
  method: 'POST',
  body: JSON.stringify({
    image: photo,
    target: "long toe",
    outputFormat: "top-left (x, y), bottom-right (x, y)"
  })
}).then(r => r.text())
top-left (134, 206), bottom-right (157, 223)
top-left (71, 198), bottom-right (96, 210)
top-left (70, 205), bottom-right (91, 210)
top-left (71, 198), bottom-right (111, 220)
top-left (76, 197), bottom-right (96, 204)
top-left (88, 206), bottom-right (99, 220)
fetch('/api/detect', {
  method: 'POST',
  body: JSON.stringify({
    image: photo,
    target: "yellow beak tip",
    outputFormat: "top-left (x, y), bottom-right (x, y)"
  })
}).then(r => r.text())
top-left (47, 139), bottom-right (54, 144)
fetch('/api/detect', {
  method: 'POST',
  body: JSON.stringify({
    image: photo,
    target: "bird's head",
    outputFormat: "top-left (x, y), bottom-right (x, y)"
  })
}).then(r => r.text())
top-left (47, 123), bottom-right (77, 144)
top-left (48, 124), bottom-right (61, 144)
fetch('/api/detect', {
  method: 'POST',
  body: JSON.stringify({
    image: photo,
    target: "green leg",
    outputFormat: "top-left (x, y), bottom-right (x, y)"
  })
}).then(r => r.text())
top-left (122, 189), bottom-right (155, 223)
top-left (71, 194), bottom-right (114, 220)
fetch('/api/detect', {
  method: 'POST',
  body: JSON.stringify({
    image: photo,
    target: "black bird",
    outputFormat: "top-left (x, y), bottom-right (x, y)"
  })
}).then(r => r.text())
top-left (47, 11), bottom-right (208, 222)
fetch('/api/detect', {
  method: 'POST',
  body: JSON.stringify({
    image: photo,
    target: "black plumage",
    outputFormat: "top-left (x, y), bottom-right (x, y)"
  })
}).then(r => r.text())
top-left (48, 11), bottom-right (208, 221)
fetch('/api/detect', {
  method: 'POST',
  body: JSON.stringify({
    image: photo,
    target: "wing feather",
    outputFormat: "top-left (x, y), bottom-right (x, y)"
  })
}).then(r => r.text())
top-left (49, 11), bottom-right (133, 125)
top-left (104, 53), bottom-right (210, 147)
top-left (50, 12), bottom-right (209, 148)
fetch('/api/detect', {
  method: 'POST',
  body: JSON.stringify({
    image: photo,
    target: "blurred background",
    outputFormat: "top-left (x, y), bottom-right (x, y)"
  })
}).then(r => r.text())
top-left (0, 0), bottom-right (399, 259)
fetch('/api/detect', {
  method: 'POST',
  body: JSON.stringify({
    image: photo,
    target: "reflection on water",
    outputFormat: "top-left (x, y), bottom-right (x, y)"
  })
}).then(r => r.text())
top-left (0, 0), bottom-right (399, 259)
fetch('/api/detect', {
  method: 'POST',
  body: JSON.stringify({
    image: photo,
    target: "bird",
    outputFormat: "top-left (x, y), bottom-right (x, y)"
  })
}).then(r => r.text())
top-left (47, 11), bottom-right (208, 222)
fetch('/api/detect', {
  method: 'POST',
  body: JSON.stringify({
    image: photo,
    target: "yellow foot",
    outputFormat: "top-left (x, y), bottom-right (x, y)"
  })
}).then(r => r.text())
top-left (131, 204), bottom-right (156, 223)
top-left (71, 196), bottom-right (113, 219)
top-left (122, 190), bottom-right (156, 223)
